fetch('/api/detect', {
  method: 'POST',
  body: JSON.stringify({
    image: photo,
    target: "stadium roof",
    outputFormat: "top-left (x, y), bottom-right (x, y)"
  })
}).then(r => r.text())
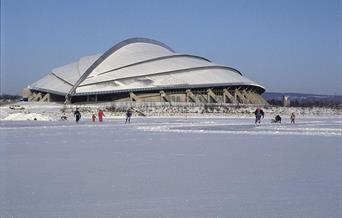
top-left (28, 38), bottom-right (265, 98)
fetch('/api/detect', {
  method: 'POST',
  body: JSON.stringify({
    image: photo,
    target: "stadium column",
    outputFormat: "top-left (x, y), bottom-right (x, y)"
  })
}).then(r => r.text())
top-left (235, 89), bottom-right (249, 104)
top-left (223, 89), bottom-right (238, 104)
top-left (39, 93), bottom-right (50, 102)
top-left (249, 91), bottom-right (263, 104)
top-left (248, 91), bottom-right (262, 104)
top-left (129, 92), bottom-right (140, 102)
top-left (32, 92), bottom-right (43, 102)
top-left (186, 89), bottom-right (196, 103)
top-left (242, 90), bottom-right (255, 104)
top-left (28, 92), bottom-right (37, 101)
top-left (207, 89), bottom-right (218, 103)
top-left (160, 91), bottom-right (170, 102)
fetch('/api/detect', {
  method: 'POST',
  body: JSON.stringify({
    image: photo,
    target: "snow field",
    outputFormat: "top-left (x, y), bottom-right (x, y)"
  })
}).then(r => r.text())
top-left (1, 117), bottom-right (341, 217)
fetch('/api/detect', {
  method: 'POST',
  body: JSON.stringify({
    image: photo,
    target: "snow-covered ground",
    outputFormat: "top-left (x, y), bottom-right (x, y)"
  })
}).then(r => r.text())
top-left (1, 116), bottom-right (341, 217)
top-left (1, 101), bottom-right (341, 121)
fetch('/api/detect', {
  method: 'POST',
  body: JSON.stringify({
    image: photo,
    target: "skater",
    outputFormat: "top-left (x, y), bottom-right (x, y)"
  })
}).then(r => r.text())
top-left (254, 107), bottom-right (264, 124)
top-left (92, 113), bottom-right (97, 122)
top-left (125, 107), bottom-right (134, 124)
top-left (60, 113), bottom-right (68, 120)
top-left (290, 112), bottom-right (295, 124)
top-left (98, 109), bottom-right (105, 122)
top-left (74, 108), bottom-right (81, 123)
top-left (272, 114), bottom-right (282, 123)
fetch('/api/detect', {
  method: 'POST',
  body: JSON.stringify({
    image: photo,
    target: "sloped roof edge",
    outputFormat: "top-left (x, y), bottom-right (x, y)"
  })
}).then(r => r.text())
top-left (65, 38), bottom-right (175, 101)
top-left (71, 82), bottom-right (265, 96)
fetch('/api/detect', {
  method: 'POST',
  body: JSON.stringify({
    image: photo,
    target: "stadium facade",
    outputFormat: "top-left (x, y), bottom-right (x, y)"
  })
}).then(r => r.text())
top-left (23, 38), bottom-right (268, 104)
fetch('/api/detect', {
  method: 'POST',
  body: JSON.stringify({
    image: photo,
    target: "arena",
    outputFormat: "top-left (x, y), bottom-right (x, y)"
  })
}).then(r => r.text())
top-left (23, 38), bottom-right (268, 105)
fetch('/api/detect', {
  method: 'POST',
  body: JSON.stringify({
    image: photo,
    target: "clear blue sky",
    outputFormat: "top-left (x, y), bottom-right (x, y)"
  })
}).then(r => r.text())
top-left (1, 0), bottom-right (341, 95)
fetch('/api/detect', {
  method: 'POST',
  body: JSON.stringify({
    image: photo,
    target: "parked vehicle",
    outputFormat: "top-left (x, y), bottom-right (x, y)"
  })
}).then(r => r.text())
top-left (9, 104), bottom-right (25, 110)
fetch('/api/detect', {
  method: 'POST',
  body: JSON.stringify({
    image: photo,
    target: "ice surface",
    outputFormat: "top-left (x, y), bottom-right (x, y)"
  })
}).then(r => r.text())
top-left (0, 117), bottom-right (341, 217)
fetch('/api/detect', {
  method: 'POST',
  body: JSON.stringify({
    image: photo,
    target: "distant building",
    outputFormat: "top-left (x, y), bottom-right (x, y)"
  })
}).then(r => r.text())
top-left (23, 38), bottom-right (268, 104)
top-left (283, 96), bottom-right (290, 107)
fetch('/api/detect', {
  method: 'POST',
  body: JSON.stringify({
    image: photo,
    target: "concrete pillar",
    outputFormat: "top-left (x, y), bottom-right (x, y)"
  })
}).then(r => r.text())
top-left (40, 93), bottom-right (50, 102)
top-left (32, 92), bottom-right (43, 102)
top-left (251, 92), bottom-right (269, 105)
top-left (160, 91), bottom-right (170, 102)
top-left (234, 89), bottom-right (249, 104)
top-left (207, 89), bottom-right (218, 103)
top-left (241, 90), bottom-right (255, 104)
top-left (223, 89), bottom-right (238, 104)
top-left (129, 92), bottom-right (140, 102)
top-left (28, 92), bottom-right (36, 101)
top-left (186, 89), bottom-right (196, 103)
top-left (247, 91), bottom-right (262, 104)
top-left (249, 92), bottom-right (263, 104)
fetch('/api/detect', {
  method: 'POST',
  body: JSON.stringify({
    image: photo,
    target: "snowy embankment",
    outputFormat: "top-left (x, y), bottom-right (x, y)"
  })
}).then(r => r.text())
top-left (3, 113), bottom-right (51, 121)
top-left (0, 101), bottom-right (341, 121)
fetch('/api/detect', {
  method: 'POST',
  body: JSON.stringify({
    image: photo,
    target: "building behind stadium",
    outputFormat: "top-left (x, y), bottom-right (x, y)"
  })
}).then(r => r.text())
top-left (23, 38), bottom-right (268, 105)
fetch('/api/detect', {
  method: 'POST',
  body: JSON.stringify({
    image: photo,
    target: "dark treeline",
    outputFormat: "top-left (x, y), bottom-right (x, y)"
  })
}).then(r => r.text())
top-left (268, 99), bottom-right (341, 108)
top-left (0, 94), bottom-right (21, 100)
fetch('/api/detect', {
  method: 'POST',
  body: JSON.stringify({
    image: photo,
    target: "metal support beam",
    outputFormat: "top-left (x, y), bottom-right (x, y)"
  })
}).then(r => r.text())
top-left (185, 89), bottom-right (196, 103)
top-left (223, 88), bottom-right (238, 104)
top-left (207, 89), bottom-right (218, 103)
top-left (129, 92), bottom-right (140, 102)
top-left (251, 92), bottom-right (269, 105)
top-left (31, 92), bottom-right (43, 102)
top-left (241, 90), bottom-right (255, 104)
top-left (248, 92), bottom-right (263, 104)
top-left (28, 92), bottom-right (36, 101)
top-left (39, 93), bottom-right (50, 102)
top-left (234, 89), bottom-right (249, 104)
top-left (160, 90), bottom-right (171, 102)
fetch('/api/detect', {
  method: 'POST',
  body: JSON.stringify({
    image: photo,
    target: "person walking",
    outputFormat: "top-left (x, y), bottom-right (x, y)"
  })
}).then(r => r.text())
top-left (125, 107), bottom-right (134, 124)
top-left (290, 112), bottom-right (295, 124)
top-left (254, 107), bottom-right (264, 125)
top-left (74, 108), bottom-right (81, 123)
top-left (98, 109), bottom-right (105, 122)
top-left (92, 113), bottom-right (97, 122)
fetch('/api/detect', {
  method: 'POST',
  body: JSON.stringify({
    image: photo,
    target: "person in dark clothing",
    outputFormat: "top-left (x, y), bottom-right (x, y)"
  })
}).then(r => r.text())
top-left (74, 108), bottom-right (81, 122)
top-left (272, 115), bottom-right (282, 123)
top-left (254, 107), bottom-right (264, 124)
top-left (290, 112), bottom-right (295, 124)
top-left (125, 107), bottom-right (134, 124)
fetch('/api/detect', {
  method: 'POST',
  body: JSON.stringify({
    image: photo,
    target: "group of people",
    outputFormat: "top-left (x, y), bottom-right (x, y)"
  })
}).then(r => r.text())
top-left (91, 109), bottom-right (105, 122)
top-left (72, 106), bottom-right (296, 125)
top-left (254, 107), bottom-right (296, 125)
top-left (72, 107), bottom-right (134, 123)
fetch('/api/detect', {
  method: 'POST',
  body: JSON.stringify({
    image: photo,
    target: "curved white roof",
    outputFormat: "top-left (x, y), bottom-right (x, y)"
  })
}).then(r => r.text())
top-left (29, 38), bottom-right (265, 97)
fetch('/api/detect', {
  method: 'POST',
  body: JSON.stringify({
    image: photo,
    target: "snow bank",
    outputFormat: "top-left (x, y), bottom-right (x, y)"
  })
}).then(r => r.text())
top-left (4, 113), bottom-right (52, 121)
top-left (1, 101), bottom-right (341, 121)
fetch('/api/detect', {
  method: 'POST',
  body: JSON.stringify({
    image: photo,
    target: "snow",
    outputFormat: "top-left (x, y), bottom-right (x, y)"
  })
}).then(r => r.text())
top-left (1, 115), bottom-right (341, 217)
top-left (3, 113), bottom-right (52, 121)
top-left (1, 102), bottom-right (341, 122)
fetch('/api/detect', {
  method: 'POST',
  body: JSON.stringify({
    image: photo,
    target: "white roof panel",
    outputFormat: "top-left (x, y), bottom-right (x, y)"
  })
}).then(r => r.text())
top-left (80, 56), bottom-right (217, 86)
top-left (30, 74), bottom-right (72, 94)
